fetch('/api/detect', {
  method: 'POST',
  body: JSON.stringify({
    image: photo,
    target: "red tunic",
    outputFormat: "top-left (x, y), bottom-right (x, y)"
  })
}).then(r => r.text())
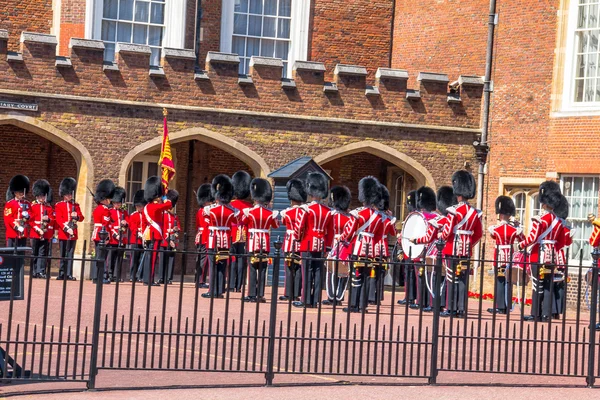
top-left (375, 214), bottom-right (397, 258)
top-left (204, 203), bottom-right (239, 250)
top-left (280, 205), bottom-right (305, 253)
top-left (230, 199), bottom-right (253, 244)
top-left (54, 200), bottom-right (85, 240)
top-left (128, 210), bottom-right (146, 245)
top-left (92, 204), bottom-right (112, 243)
top-left (488, 221), bottom-right (523, 266)
top-left (296, 201), bottom-right (333, 253)
top-left (28, 201), bottom-right (54, 240)
top-left (161, 212), bottom-right (181, 248)
top-left (415, 213), bottom-right (445, 259)
top-left (240, 205), bottom-right (280, 253)
top-left (3, 199), bottom-right (31, 239)
top-left (440, 202), bottom-right (483, 257)
top-left (195, 208), bottom-right (210, 246)
top-left (556, 220), bottom-right (574, 267)
top-left (341, 207), bottom-right (384, 258)
top-left (143, 200), bottom-right (173, 241)
top-left (591, 218), bottom-right (600, 248)
top-left (330, 210), bottom-right (354, 249)
top-left (109, 208), bottom-right (129, 245)
top-left (519, 211), bottom-right (563, 264)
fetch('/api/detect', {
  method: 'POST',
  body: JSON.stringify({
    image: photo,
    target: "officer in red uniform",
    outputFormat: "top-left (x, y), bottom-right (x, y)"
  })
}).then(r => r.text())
top-left (519, 181), bottom-right (563, 322)
top-left (229, 171), bottom-right (253, 292)
top-left (398, 190), bottom-right (417, 305)
top-left (108, 187), bottom-right (129, 282)
top-left (195, 183), bottom-right (214, 288)
top-left (142, 176), bottom-right (173, 286)
top-left (128, 190), bottom-right (146, 282)
top-left (241, 178), bottom-right (279, 303)
top-left (4, 175), bottom-right (31, 250)
top-left (279, 178), bottom-right (307, 302)
top-left (323, 185), bottom-right (354, 306)
top-left (487, 196), bottom-right (523, 315)
top-left (158, 189), bottom-right (180, 284)
top-left (439, 170), bottom-right (483, 317)
top-left (55, 177), bottom-right (84, 281)
top-left (294, 172), bottom-right (333, 309)
top-left (341, 176), bottom-right (385, 313)
top-left (552, 195), bottom-right (572, 319)
top-left (202, 175), bottom-right (239, 299)
top-left (369, 185), bottom-right (396, 305)
top-left (91, 179), bottom-right (116, 284)
top-left (29, 179), bottom-right (53, 279)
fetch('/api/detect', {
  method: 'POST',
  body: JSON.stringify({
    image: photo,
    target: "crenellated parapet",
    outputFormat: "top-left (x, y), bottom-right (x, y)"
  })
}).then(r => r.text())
top-left (0, 30), bottom-right (484, 130)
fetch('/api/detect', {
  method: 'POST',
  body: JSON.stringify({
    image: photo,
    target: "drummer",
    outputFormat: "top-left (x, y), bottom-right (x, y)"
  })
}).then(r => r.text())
top-left (397, 190), bottom-right (418, 306)
top-left (553, 195), bottom-right (572, 320)
top-left (487, 196), bottom-right (524, 315)
top-left (369, 184), bottom-right (396, 305)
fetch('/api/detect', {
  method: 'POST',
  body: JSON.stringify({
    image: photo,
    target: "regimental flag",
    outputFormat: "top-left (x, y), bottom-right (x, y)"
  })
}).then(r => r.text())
top-left (159, 108), bottom-right (175, 194)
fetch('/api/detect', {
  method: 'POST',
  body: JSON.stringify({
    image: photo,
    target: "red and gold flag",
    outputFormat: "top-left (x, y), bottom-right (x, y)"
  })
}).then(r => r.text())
top-left (159, 108), bottom-right (175, 194)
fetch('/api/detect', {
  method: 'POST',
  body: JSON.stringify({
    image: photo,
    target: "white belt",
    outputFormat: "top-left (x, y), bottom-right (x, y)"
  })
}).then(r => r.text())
top-left (334, 234), bottom-right (343, 239)
top-left (286, 229), bottom-right (295, 234)
top-left (94, 223), bottom-right (103, 227)
top-left (249, 229), bottom-right (269, 234)
top-left (359, 232), bottom-right (374, 238)
top-left (541, 240), bottom-right (556, 245)
top-left (498, 245), bottom-right (512, 249)
top-left (456, 230), bottom-right (473, 235)
top-left (209, 226), bottom-right (231, 231)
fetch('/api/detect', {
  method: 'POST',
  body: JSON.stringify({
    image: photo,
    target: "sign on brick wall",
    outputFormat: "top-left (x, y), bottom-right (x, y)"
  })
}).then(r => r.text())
top-left (0, 100), bottom-right (38, 112)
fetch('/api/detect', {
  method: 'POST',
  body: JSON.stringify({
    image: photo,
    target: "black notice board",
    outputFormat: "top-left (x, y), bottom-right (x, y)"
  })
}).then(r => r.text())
top-left (0, 248), bottom-right (28, 301)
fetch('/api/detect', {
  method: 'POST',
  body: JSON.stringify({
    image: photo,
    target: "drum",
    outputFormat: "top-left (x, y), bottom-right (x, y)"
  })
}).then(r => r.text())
top-left (326, 242), bottom-right (351, 278)
top-left (401, 212), bottom-right (428, 260)
top-left (510, 251), bottom-right (530, 286)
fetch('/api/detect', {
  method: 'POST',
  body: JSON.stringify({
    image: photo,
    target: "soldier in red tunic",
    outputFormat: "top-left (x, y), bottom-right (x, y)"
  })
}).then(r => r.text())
top-left (241, 178), bottom-right (279, 303)
top-left (439, 170), bottom-right (483, 317)
top-left (341, 176), bottom-right (385, 313)
top-left (397, 190), bottom-right (417, 305)
top-left (294, 172), bottom-right (333, 308)
top-left (229, 171), bottom-right (253, 292)
top-left (4, 175), bottom-right (31, 277)
top-left (55, 177), bottom-right (84, 281)
top-left (369, 184), bottom-right (396, 305)
top-left (91, 179), bottom-right (115, 284)
top-left (128, 190), bottom-right (146, 282)
top-left (158, 189), bottom-right (181, 284)
top-left (202, 175), bottom-right (239, 299)
top-left (519, 180), bottom-right (563, 321)
top-left (195, 183), bottom-right (214, 289)
top-left (487, 196), bottom-right (523, 315)
top-left (279, 178), bottom-right (307, 301)
top-left (552, 195), bottom-right (572, 319)
top-left (108, 187), bottom-right (129, 282)
top-left (323, 185), bottom-right (353, 306)
top-left (29, 180), bottom-right (53, 279)
top-left (141, 176), bottom-right (173, 286)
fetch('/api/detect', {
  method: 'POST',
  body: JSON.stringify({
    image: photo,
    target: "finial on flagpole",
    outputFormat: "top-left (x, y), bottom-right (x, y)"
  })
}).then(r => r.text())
top-left (163, 107), bottom-right (168, 117)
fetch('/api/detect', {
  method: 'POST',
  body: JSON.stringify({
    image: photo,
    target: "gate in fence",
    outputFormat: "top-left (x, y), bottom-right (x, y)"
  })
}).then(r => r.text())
top-left (0, 239), bottom-right (599, 389)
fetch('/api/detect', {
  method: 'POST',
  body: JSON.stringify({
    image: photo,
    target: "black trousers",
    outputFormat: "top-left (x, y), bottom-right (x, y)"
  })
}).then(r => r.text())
top-left (350, 263), bottom-right (369, 310)
top-left (229, 242), bottom-right (246, 290)
top-left (143, 240), bottom-right (160, 284)
top-left (445, 257), bottom-right (469, 313)
top-left (129, 243), bottom-right (144, 281)
top-left (158, 248), bottom-right (175, 282)
top-left (494, 267), bottom-right (511, 311)
top-left (531, 265), bottom-right (564, 317)
top-left (302, 251), bottom-right (323, 307)
top-left (208, 251), bottom-right (227, 296)
top-left (107, 244), bottom-right (125, 281)
top-left (248, 259), bottom-right (268, 298)
top-left (367, 266), bottom-right (385, 303)
top-left (59, 239), bottom-right (76, 277)
top-left (31, 238), bottom-right (49, 275)
top-left (92, 243), bottom-right (108, 280)
top-left (196, 244), bottom-right (209, 284)
top-left (416, 264), bottom-right (431, 308)
top-left (284, 254), bottom-right (302, 299)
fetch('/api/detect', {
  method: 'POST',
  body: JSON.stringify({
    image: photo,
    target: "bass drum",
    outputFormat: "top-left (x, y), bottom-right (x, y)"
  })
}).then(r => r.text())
top-left (326, 242), bottom-right (351, 278)
top-left (401, 212), bottom-right (428, 260)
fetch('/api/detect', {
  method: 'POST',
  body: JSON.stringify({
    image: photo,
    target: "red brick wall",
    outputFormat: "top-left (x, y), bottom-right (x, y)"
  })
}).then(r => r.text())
top-left (58, 0), bottom-right (86, 56)
top-left (198, 0), bottom-right (222, 64)
top-left (548, 117), bottom-right (600, 175)
top-left (310, 0), bottom-right (394, 78)
top-left (0, 0), bottom-right (53, 49)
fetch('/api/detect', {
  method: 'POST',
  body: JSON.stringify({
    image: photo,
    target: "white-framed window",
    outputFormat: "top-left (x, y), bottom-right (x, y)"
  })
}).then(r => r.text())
top-left (507, 188), bottom-right (539, 232)
top-left (561, 175), bottom-right (600, 264)
top-left (89, 0), bottom-right (186, 66)
top-left (220, 0), bottom-right (311, 78)
top-left (513, 191), bottom-right (527, 226)
top-left (125, 156), bottom-right (159, 213)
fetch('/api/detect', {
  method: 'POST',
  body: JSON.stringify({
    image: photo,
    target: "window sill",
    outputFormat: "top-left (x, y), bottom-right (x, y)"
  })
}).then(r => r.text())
top-left (552, 107), bottom-right (600, 118)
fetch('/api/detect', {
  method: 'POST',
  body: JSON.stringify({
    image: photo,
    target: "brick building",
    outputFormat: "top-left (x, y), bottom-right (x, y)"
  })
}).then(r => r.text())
top-left (0, 0), bottom-right (599, 275)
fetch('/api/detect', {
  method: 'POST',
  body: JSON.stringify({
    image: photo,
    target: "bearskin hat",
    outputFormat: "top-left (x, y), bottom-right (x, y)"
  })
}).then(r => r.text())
top-left (232, 171), bottom-right (252, 200)
top-left (406, 190), bottom-right (417, 213)
top-left (95, 179), bottom-right (116, 203)
top-left (166, 189), bottom-right (179, 207)
top-left (47, 187), bottom-right (54, 204)
top-left (358, 176), bottom-right (382, 206)
top-left (330, 185), bottom-right (351, 211)
top-left (32, 179), bottom-right (51, 198)
top-left (554, 195), bottom-right (569, 220)
top-left (111, 186), bottom-right (127, 204)
top-left (436, 186), bottom-right (456, 215)
top-left (286, 178), bottom-right (307, 203)
top-left (416, 186), bottom-right (436, 212)
top-left (495, 195), bottom-right (516, 216)
top-left (378, 185), bottom-right (390, 211)
top-left (211, 174), bottom-right (234, 203)
top-left (306, 172), bottom-right (329, 200)
top-left (451, 170), bottom-right (476, 200)
top-left (133, 190), bottom-right (146, 207)
top-left (8, 175), bottom-right (30, 199)
top-left (251, 178), bottom-right (273, 204)
top-left (196, 183), bottom-right (214, 206)
top-left (144, 176), bottom-right (162, 202)
top-left (539, 180), bottom-right (562, 209)
top-left (59, 177), bottom-right (77, 197)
